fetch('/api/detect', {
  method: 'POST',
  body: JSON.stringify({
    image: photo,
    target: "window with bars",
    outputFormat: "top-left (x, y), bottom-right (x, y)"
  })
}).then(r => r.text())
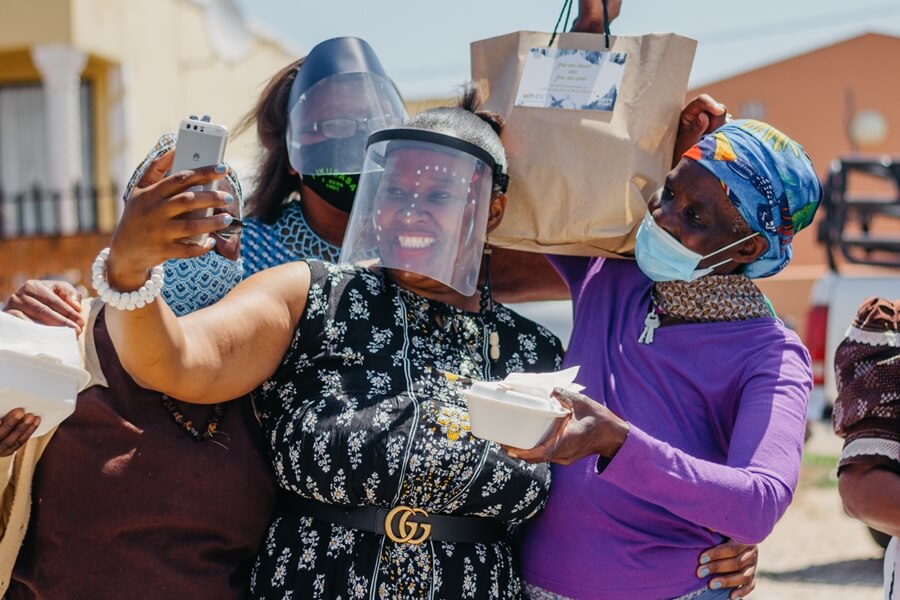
top-left (0, 81), bottom-right (96, 237)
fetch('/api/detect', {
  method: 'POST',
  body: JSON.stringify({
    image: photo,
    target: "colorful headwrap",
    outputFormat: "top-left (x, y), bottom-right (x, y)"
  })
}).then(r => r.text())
top-left (832, 297), bottom-right (900, 472)
top-left (123, 134), bottom-right (245, 316)
top-left (683, 119), bottom-right (822, 279)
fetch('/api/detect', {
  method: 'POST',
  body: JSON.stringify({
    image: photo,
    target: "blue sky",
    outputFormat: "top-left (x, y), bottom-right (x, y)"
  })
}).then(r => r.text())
top-left (237, 0), bottom-right (900, 99)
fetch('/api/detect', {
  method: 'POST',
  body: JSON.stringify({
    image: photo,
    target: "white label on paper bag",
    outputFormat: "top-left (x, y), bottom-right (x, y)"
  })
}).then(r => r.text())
top-left (515, 48), bottom-right (627, 111)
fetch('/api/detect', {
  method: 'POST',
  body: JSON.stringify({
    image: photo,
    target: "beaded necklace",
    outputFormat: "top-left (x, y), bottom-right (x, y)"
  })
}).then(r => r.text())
top-left (161, 395), bottom-right (224, 441)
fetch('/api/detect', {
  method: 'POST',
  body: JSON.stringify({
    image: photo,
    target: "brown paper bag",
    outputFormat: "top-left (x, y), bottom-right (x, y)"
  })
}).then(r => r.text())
top-left (471, 31), bottom-right (696, 256)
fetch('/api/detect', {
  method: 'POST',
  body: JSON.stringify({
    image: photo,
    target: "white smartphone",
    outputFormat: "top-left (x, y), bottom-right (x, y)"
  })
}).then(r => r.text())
top-left (171, 116), bottom-right (229, 245)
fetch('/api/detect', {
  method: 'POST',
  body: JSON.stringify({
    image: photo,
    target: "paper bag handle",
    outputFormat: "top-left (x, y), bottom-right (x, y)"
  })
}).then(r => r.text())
top-left (549, 0), bottom-right (612, 49)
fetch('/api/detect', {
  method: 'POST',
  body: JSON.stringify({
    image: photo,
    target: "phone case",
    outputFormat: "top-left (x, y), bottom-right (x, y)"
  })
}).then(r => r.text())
top-left (171, 117), bottom-right (229, 244)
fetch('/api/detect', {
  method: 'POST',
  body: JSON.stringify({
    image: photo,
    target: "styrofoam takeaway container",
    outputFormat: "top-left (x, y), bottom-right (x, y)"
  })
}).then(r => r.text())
top-left (0, 350), bottom-right (90, 437)
top-left (464, 381), bottom-right (569, 449)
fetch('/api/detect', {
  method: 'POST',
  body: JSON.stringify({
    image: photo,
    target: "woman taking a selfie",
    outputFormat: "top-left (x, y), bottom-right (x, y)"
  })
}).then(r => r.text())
top-left (100, 92), bottom-right (564, 598)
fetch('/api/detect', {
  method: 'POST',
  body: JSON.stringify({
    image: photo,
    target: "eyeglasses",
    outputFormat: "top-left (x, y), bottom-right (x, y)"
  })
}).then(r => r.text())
top-left (300, 116), bottom-right (400, 140)
top-left (216, 217), bottom-right (243, 240)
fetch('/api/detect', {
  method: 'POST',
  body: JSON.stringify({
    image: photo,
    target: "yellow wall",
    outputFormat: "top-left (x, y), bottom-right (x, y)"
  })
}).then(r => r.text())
top-left (0, 0), bottom-right (300, 183)
top-left (82, 56), bottom-right (114, 230)
top-left (63, 0), bottom-right (300, 177)
top-left (0, 0), bottom-right (72, 51)
top-left (0, 49), bottom-right (41, 82)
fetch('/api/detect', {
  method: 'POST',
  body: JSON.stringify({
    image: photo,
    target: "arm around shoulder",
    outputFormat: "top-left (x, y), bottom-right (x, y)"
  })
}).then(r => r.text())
top-left (490, 248), bottom-right (569, 302)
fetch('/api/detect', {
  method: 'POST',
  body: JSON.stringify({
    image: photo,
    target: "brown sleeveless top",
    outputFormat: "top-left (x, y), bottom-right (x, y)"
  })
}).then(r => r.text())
top-left (9, 307), bottom-right (276, 599)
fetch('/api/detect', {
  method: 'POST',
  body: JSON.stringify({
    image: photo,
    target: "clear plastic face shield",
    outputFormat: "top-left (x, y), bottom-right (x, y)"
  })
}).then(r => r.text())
top-left (340, 129), bottom-right (500, 296)
top-left (286, 72), bottom-right (407, 177)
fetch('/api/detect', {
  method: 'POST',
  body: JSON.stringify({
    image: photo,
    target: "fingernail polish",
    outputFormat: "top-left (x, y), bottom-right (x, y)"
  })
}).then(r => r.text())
top-left (222, 214), bottom-right (233, 226)
top-left (215, 164), bottom-right (227, 173)
top-left (700, 555), bottom-right (711, 564)
top-left (711, 581), bottom-right (722, 590)
top-left (698, 567), bottom-right (710, 578)
top-left (224, 194), bottom-right (234, 204)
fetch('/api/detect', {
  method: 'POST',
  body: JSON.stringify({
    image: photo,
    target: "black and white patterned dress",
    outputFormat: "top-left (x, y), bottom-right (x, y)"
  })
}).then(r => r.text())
top-left (250, 261), bottom-right (564, 599)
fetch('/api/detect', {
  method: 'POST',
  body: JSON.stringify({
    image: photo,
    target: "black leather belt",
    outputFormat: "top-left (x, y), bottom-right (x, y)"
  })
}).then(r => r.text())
top-left (278, 494), bottom-right (508, 545)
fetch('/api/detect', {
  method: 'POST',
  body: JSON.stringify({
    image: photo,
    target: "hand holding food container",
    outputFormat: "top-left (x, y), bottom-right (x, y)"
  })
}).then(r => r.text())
top-left (0, 312), bottom-right (90, 438)
top-left (466, 366), bottom-right (633, 465)
top-left (463, 367), bottom-right (582, 449)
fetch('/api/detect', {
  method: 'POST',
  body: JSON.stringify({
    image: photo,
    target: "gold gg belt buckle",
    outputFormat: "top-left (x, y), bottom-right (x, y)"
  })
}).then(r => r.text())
top-left (384, 505), bottom-right (431, 545)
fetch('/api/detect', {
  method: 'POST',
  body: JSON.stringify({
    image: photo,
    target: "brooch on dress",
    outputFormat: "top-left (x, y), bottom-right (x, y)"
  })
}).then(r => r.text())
top-left (436, 405), bottom-right (471, 442)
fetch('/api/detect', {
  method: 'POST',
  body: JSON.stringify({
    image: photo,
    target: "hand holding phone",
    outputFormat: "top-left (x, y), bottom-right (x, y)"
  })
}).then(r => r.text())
top-left (171, 116), bottom-right (228, 245)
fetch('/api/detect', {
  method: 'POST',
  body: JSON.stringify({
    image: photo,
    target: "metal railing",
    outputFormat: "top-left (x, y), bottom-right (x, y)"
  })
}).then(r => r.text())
top-left (0, 182), bottom-right (114, 238)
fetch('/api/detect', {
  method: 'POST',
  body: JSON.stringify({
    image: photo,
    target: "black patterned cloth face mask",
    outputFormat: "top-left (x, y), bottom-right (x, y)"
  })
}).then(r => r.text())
top-left (303, 170), bottom-right (360, 213)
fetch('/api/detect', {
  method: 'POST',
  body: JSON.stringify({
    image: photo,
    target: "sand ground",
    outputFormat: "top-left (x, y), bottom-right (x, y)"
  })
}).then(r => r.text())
top-left (752, 420), bottom-right (887, 599)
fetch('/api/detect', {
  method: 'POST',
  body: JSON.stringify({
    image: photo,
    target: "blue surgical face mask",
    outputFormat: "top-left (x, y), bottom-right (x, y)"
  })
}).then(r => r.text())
top-left (634, 211), bottom-right (758, 282)
top-left (161, 253), bottom-right (244, 316)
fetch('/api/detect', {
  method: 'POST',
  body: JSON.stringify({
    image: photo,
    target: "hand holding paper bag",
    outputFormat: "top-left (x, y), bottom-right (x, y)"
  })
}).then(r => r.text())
top-left (674, 94), bottom-right (729, 160)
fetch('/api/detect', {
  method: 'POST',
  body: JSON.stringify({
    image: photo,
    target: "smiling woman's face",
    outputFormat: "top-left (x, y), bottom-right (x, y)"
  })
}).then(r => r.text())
top-left (372, 147), bottom-right (476, 276)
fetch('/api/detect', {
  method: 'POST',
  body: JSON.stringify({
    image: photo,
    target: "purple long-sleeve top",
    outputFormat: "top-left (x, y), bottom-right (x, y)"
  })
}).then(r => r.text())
top-left (520, 257), bottom-right (811, 599)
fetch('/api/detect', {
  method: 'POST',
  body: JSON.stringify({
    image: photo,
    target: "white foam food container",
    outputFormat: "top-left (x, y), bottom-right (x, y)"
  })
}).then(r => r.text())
top-left (0, 349), bottom-right (90, 437)
top-left (464, 381), bottom-right (570, 449)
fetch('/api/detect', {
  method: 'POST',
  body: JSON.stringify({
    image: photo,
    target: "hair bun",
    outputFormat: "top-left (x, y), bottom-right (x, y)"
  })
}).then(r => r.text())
top-left (475, 110), bottom-right (504, 136)
top-left (459, 84), bottom-right (504, 135)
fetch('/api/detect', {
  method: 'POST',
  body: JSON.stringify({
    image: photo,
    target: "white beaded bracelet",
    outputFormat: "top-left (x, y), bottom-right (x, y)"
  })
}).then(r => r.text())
top-left (91, 247), bottom-right (165, 311)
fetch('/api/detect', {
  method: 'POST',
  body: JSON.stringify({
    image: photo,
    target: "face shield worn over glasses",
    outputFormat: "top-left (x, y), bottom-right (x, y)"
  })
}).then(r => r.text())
top-left (285, 37), bottom-right (407, 178)
top-left (339, 128), bottom-right (506, 296)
